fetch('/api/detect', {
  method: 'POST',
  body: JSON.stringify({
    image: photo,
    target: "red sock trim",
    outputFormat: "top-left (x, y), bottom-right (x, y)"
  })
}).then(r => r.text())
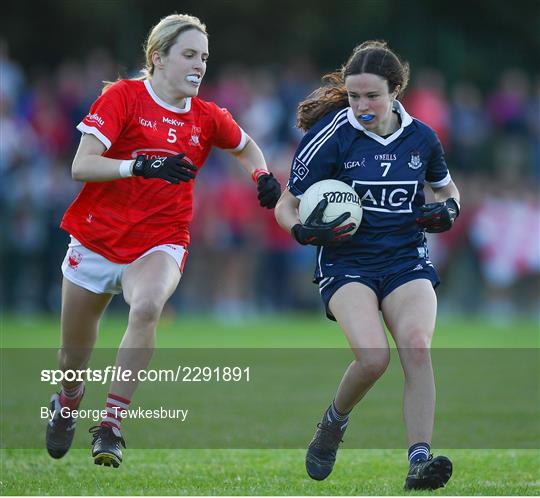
top-left (102, 392), bottom-right (131, 430)
top-left (59, 383), bottom-right (84, 410)
top-left (107, 392), bottom-right (131, 405)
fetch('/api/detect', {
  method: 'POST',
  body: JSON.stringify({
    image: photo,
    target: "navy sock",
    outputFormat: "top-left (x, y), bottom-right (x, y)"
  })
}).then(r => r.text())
top-left (408, 442), bottom-right (430, 464)
top-left (325, 400), bottom-right (350, 430)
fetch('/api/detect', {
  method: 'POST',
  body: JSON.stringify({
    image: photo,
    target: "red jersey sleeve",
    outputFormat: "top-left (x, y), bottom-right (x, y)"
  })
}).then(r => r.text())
top-left (76, 80), bottom-right (132, 150)
top-left (209, 103), bottom-right (247, 151)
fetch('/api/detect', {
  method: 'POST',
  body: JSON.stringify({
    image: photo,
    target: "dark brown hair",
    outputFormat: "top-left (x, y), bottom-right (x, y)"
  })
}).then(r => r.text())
top-left (297, 40), bottom-right (410, 131)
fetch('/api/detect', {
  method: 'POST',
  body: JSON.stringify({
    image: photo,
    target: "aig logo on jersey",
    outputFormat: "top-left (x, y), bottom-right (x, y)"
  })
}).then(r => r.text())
top-left (292, 158), bottom-right (310, 181)
top-left (352, 180), bottom-right (418, 213)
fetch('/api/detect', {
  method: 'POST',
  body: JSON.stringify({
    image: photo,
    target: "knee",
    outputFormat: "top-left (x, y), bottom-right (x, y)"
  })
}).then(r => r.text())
top-left (58, 347), bottom-right (91, 371)
top-left (129, 298), bottom-right (163, 327)
top-left (399, 329), bottom-right (432, 366)
top-left (355, 349), bottom-right (390, 383)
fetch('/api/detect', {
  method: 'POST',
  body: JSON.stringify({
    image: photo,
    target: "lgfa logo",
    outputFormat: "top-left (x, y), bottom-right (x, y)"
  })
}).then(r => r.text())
top-left (344, 158), bottom-right (366, 169)
top-left (139, 117), bottom-right (157, 130)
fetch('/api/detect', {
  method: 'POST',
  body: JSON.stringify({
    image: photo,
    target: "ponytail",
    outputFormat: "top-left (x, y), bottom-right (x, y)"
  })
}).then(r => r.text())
top-left (296, 72), bottom-right (348, 131)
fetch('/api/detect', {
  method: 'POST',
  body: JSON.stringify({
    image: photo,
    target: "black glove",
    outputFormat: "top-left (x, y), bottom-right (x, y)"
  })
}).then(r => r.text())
top-left (416, 198), bottom-right (460, 233)
top-left (256, 172), bottom-right (281, 208)
top-left (132, 153), bottom-right (197, 184)
top-left (291, 198), bottom-right (356, 246)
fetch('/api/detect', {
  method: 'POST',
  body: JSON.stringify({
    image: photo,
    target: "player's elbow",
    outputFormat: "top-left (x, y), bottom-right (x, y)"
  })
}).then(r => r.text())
top-left (71, 159), bottom-right (86, 182)
top-left (274, 191), bottom-right (299, 232)
top-left (274, 192), bottom-right (289, 224)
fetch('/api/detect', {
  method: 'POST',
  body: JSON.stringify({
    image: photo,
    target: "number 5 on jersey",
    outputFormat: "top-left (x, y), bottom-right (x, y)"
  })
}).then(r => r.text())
top-left (167, 128), bottom-right (177, 143)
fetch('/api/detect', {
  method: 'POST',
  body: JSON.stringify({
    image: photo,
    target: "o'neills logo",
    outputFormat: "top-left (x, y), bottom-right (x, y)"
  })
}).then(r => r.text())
top-left (87, 113), bottom-right (104, 126)
top-left (375, 154), bottom-right (396, 161)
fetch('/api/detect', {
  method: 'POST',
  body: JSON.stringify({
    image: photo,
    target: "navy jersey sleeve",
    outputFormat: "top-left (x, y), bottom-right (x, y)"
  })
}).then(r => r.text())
top-left (425, 132), bottom-right (451, 188)
top-left (286, 109), bottom-right (348, 197)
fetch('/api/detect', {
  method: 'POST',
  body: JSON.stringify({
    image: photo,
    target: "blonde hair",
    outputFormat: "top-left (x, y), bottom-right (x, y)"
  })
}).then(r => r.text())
top-left (140, 13), bottom-right (207, 79)
top-left (103, 13), bottom-right (207, 91)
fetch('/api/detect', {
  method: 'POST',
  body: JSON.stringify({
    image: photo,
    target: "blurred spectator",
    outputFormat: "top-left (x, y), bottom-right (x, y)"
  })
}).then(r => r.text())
top-left (526, 76), bottom-right (540, 179)
top-left (24, 76), bottom-right (73, 157)
top-left (448, 82), bottom-right (490, 172)
top-left (1, 45), bottom-right (538, 318)
top-left (277, 56), bottom-right (318, 144)
top-left (403, 68), bottom-right (450, 147)
top-left (486, 68), bottom-right (530, 135)
top-left (0, 39), bottom-right (24, 103)
top-left (200, 65), bottom-right (252, 117)
top-left (239, 69), bottom-right (285, 157)
top-left (469, 190), bottom-right (540, 318)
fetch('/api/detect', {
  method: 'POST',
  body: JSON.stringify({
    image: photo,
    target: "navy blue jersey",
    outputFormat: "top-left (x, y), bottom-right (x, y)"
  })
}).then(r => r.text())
top-left (287, 101), bottom-right (451, 279)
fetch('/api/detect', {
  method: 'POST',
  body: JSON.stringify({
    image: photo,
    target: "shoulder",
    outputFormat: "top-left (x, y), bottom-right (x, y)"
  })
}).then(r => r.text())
top-left (295, 108), bottom-right (350, 165)
top-left (408, 117), bottom-right (440, 145)
top-left (191, 97), bottom-right (232, 117)
top-left (304, 107), bottom-right (350, 138)
top-left (101, 79), bottom-right (144, 100)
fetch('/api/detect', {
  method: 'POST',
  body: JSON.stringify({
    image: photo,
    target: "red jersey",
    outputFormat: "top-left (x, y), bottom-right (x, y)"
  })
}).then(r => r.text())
top-left (61, 79), bottom-right (246, 263)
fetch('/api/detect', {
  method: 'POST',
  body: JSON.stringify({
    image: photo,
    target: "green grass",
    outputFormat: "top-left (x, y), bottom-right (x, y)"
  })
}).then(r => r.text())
top-left (1, 313), bottom-right (538, 495)
top-left (1, 312), bottom-right (539, 348)
top-left (1, 449), bottom-right (539, 495)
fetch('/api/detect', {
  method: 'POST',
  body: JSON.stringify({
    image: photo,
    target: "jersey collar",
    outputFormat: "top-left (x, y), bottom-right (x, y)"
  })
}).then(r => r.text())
top-left (144, 79), bottom-right (192, 113)
top-left (346, 100), bottom-right (413, 146)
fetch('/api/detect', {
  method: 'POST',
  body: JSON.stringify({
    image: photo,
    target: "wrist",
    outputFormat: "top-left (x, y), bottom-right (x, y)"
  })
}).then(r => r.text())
top-left (252, 168), bottom-right (269, 183)
top-left (119, 160), bottom-right (134, 178)
top-left (132, 155), bottom-right (146, 177)
top-left (291, 224), bottom-right (306, 245)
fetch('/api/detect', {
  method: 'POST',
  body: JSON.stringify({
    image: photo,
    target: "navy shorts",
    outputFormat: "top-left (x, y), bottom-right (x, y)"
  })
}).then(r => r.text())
top-left (318, 260), bottom-right (440, 321)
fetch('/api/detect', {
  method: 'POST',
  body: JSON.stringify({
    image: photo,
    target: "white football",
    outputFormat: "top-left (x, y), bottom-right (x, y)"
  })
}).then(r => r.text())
top-left (298, 179), bottom-right (363, 235)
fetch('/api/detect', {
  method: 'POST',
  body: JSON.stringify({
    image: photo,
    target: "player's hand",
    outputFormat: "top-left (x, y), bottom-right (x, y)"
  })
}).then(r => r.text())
top-left (256, 172), bottom-right (281, 208)
top-left (132, 154), bottom-right (197, 184)
top-left (416, 198), bottom-right (460, 233)
top-left (291, 199), bottom-right (356, 246)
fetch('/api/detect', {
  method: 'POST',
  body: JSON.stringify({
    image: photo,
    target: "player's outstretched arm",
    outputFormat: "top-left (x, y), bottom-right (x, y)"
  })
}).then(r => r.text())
top-left (230, 136), bottom-right (281, 208)
top-left (71, 134), bottom-right (125, 182)
top-left (71, 134), bottom-right (196, 184)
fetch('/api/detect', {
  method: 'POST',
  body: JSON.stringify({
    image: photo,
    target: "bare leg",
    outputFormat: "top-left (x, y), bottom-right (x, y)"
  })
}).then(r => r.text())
top-left (305, 282), bottom-right (389, 481)
top-left (59, 277), bottom-right (112, 388)
top-left (381, 279), bottom-right (437, 445)
top-left (46, 278), bottom-right (112, 459)
top-left (329, 283), bottom-right (390, 413)
top-left (107, 251), bottom-right (181, 401)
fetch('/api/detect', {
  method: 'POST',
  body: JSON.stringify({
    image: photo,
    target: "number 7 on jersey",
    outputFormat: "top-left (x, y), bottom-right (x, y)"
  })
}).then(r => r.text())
top-left (380, 162), bottom-right (392, 177)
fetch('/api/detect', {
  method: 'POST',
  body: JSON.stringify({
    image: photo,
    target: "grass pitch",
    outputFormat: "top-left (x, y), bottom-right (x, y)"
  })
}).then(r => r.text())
top-left (1, 313), bottom-right (538, 495)
top-left (1, 449), bottom-right (539, 495)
